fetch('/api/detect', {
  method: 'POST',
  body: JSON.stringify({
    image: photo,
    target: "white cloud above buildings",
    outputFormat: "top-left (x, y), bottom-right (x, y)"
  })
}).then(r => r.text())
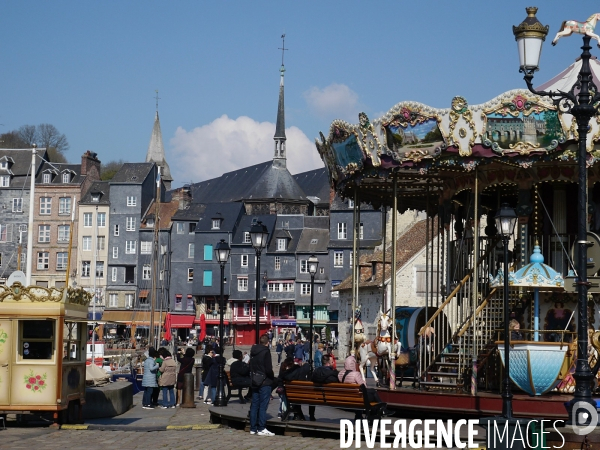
top-left (303, 83), bottom-right (360, 123)
top-left (169, 115), bottom-right (323, 183)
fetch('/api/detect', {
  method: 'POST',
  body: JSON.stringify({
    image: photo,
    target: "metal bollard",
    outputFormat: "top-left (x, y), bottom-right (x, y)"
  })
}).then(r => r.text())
top-left (181, 373), bottom-right (196, 408)
top-left (195, 365), bottom-right (202, 392)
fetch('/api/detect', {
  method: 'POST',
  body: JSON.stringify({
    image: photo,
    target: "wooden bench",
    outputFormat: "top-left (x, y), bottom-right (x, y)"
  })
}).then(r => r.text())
top-left (282, 380), bottom-right (386, 421)
top-left (225, 371), bottom-right (250, 404)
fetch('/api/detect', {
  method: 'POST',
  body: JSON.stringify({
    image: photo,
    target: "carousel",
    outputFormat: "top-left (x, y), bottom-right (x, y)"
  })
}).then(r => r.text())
top-left (319, 8), bottom-right (600, 420)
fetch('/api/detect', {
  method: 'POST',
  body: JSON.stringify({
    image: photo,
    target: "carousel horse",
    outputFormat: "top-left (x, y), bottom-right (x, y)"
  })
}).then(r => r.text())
top-left (357, 309), bottom-right (399, 386)
top-left (552, 13), bottom-right (600, 48)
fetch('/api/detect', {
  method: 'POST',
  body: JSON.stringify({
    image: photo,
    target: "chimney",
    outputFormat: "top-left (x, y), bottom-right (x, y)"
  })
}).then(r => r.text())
top-left (81, 150), bottom-right (101, 179)
top-left (172, 185), bottom-right (192, 210)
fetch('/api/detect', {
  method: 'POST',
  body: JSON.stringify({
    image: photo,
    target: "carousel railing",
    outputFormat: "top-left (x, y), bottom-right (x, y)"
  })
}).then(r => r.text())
top-left (416, 236), bottom-right (499, 388)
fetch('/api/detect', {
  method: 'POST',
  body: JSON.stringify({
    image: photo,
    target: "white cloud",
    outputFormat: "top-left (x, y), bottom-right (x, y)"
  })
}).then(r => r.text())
top-left (303, 83), bottom-right (360, 122)
top-left (169, 114), bottom-right (323, 184)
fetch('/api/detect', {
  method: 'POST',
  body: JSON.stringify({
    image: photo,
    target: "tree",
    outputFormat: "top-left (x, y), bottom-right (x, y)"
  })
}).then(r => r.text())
top-left (37, 124), bottom-right (69, 154)
top-left (1, 124), bottom-right (69, 161)
top-left (101, 159), bottom-right (126, 181)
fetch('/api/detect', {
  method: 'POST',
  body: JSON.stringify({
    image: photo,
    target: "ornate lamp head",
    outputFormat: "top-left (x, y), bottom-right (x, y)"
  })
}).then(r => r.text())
top-left (513, 7), bottom-right (549, 73)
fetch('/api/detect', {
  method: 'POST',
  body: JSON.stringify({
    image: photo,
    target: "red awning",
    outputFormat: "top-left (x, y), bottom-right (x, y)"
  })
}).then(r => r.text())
top-left (166, 314), bottom-right (195, 329)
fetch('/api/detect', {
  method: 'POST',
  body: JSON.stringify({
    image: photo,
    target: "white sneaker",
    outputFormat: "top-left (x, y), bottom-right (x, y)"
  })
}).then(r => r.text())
top-left (257, 429), bottom-right (275, 436)
top-left (250, 431), bottom-right (256, 435)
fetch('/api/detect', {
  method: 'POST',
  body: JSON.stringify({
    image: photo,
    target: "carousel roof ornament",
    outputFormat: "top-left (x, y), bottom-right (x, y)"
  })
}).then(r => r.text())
top-left (489, 244), bottom-right (564, 289)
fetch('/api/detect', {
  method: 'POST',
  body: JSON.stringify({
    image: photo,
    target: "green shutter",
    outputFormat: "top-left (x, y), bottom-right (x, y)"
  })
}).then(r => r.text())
top-left (204, 245), bottom-right (213, 261)
top-left (203, 270), bottom-right (212, 286)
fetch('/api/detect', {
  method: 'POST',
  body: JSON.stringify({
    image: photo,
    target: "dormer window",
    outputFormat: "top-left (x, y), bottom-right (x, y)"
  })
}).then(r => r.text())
top-left (0, 162), bottom-right (7, 170)
top-left (91, 194), bottom-right (100, 202)
top-left (348, 199), bottom-right (354, 208)
top-left (43, 173), bottom-right (51, 184)
top-left (212, 219), bottom-right (221, 230)
top-left (62, 173), bottom-right (71, 183)
top-left (277, 238), bottom-right (287, 251)
top-left (146, 218), bottom-right (155, 228)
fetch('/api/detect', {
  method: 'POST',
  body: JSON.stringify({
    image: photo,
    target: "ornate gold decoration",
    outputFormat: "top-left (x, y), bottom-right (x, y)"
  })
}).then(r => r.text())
top-left (405, 148), bottom-right (430, 162)
top-left (513, 7), bottom-right (549, 42)
top-left (0, 283), bottom-right (92, 305)
top-left (458, 128), bottom-right (467, 138)
top-left (448, 96), bottom-right (477, 156)
top-left (508, 141), bottom-right (542, 154)
top-left (357, 112), bottom-right (383, 165)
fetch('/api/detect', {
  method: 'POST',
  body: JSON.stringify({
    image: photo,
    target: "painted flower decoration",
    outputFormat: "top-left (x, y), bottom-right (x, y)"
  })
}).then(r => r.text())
top-left (451, 96), bottom-right (468, 113)
top-left (400, 107), bottom-right (411, 120)
top-left (512, 95), bottom-right (528, 111)
top-left (0, 329), bottom-right (7, 355)
top-left (23, 370), bottom-right (47, 393)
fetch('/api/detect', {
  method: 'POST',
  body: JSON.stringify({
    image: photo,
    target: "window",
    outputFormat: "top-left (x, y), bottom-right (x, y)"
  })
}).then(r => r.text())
top-left (125, 267), bottom-right (135, 283)
top-left (20, 320), bottom-right (54, 360)
top-left (243, 232), bottom-right (251, 243)
top-left (187, 268), bottom-right (193, 282)
top-left (176, 223), bottom-right (185, 234)
top-left (97, 212), bottom-right (106, 227)
top-left (141, 241), bottom-right (152, 254)
top-left (96, 261), bottom-right (104, 278)
top-left (175, 295), bottom-right (183, 311)
top-left (125, 240), bottom-right (137, 254)
top-left (204, 244), bottom-right (213, 261)
top-left (348, 199), bottom-right (354, 208)
top-left (0, 161), bottom-right (6, 170)
top-left (334, 251), bottom-right (343, 267)
top-left (349, 252), bottom-right (353, 268)
top-left (82, 236), bottom-right (92, 251)
top-left (146, 218), bottom-right (154, 228)
top-left (277, 238), bottom-right (286, 251)
top-left (126, 217), bottom-right (135, 231)
top-left (113, 224), bottom-right (119, 236)
top-left (241, 254), bottom-right (248, 267)
top-left (0, 175), bottom-right (9, 187)
top-left (252, 304), bottom-right (257, 316)
top-left (58, 225), bottom-right (70, 242)
top-left (360, 223), bottom-right (364, 240)
top-left (40, 197), bottom-right (51, 215)
top-left (301, 283), bottom-right (311, 296)
top-left (38, 225), bottom-right (50, 243)
top-left (187, 295), bottom-right (194, 310)
top-left (125, 294), bottom-right (133, 309)
top-left (83, 213), bottom-right (92, 227)
top-left (268, 282), bottom-right (294, 292)
top-left (212, 219), bottom-right (220, 229)
top-left (415, 265), bottom-right (440, 297)
top-left (238, 277), bottom-right (248, 291)
top-left (320, 267), bottom-right (325, 274)
top-left (112, 247), bottom-right (118, 259)
top-left (56, 252), bottom-right (68, 270)
top-left (271, 304), bottom-right (280, 317)
top-left (0, 224), bottom-right (11, 242)
top-left (203, 270), bottom-right (212, 286)
top-left (43, 173), bottom-right (51, 184)
top-left (337, 222), bottom-right (347, 239)
top-left (318, 286), bottom-right (323, 294)
top-left (59, 197), bottom-right (71, 215)
top-left (111, 267), bottom-right (117, 281)
top-left (12, 198), bottom-right (22, 212)
top-left (96, 235), bottom-right (105, 251)
top-left (81, 261), bottom-right (90, 277)
top-left (189, 223), bottom-right (196, 233)
top-left (142, 264), bottom-right (151, 280)
top-left (127, 196), bottom-right (137, 207)
top-left (62, 173), bottom-right (70, 183)
top-left (91, 194), bottom-right (100, 203)
top-left (188, 243), bottom-right (195, 258)
top-left (300, 260), bottom-right (308, 273)
top-left (109, 293), bottom-right (118, 307)
top-left (275, 256), bottom-right (280, 270)
top-left (243, 303), bottom-right (250, 316)
top-left (289, 304), bottom-right (296, 318)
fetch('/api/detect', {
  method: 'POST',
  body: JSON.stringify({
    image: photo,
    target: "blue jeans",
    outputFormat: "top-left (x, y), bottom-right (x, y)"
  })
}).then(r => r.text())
top-left (199, 381), bottom-right (206, 399)
top-left (209, 386), bottom-right (216, 402)
top-left (161, 386), bottom-right (175, 407)
top-left (250, 385), bottom-right (271, 433)
top-left (142, 386), bottom-right (154, 406)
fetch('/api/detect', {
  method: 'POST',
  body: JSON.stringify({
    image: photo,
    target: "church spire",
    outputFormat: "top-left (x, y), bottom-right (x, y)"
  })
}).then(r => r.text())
top-left (146, 91), bottom-right (173, 190)
top-left (273, 34), bottom-right (287, 169)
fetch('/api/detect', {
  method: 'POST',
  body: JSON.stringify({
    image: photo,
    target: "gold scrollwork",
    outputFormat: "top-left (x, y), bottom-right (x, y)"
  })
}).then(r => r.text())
top-left (508, 141), bottom-right (542, 155)
top-left (458, 128), bottom-right (467, 138)
top-left (448, 96), bottom-right (477, 156)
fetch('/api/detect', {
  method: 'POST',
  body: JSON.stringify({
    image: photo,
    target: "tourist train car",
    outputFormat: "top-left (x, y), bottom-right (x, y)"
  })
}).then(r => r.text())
top-left (0, 282), bottom-right (92, 423)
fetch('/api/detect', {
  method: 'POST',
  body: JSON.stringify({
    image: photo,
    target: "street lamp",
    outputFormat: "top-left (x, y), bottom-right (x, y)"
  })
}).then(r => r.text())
top-left (250, 221), bottom-right (269, 344)
top-left (495, 204), bottom-right (517, 419)
top-left (213, 239), bottom-right (230, 407)
top-left (514, 7), bottom-right (598, 423)
top-left (307, 255), bottom-right (319, 373)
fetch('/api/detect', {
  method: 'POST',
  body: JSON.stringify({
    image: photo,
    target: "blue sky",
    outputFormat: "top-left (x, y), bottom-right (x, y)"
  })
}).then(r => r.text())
top-left (1, 1), bottom-right (598, 186)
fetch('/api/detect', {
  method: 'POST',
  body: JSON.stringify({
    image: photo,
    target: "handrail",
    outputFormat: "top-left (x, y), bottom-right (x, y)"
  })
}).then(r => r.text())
top-left (418, 237), bottom-right (498, 336)
top-left (456, 287), bottom-right (497, 337)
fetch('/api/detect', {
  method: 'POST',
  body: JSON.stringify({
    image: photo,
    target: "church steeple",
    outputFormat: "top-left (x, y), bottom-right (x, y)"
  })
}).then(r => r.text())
top-left (146, 91), bottom-right (173, 190)
top-left (273, 35), bottom-right (287, 169)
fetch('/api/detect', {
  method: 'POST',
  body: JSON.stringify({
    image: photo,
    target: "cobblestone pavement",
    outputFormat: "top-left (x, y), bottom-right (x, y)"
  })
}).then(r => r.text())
top-left (2, 427), bottom-right (364, 449)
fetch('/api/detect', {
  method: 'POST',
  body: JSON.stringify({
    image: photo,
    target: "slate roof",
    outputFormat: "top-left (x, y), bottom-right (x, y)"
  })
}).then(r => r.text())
top-left (245, 164), bottom-right (307, 202)
top-left (146, 112), bottom-right (173, 182)
top-left (304, 216), bottom-right (329, 230)
top-left (110, 162), bottom-right (155, 184)
top-left (335, 217), bottom-right (438, 291)
top-left (274, 69), bottom-right (286, 140)
top-left (195, 202), bottom-right (245, 232)
top-left (328, 239), bottom-right (382, 250)
top-left (267, 228), bottom-right (302, 253)
top-left (172, 203), bottom-right (206, 221)
top-left (231, 214), bottom-right (277, 245)
top-left (296, 228), bottom-right (329, 253)
top-left (0, 148), bottom-right (47, 178)
top-left (36, 163), bottom-right (83, 185)
top-left (293, 168), bottom-right (329, 206)
top-left (80, 181), bottom-right (110, 204)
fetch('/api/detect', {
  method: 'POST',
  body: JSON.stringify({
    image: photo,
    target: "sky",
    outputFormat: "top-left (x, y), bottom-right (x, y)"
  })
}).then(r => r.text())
top-left (2, 1), bottom-right (599, 187)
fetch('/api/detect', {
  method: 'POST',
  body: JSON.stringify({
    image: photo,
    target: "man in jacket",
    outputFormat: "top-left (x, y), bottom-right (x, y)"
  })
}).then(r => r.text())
top-left (198, 349), bottom-right (214, 402)
top-left (249, 334), bottom-right (275, 436)
top-left (230, 349), bottom-right (252, 403)
top-left (311, 354), bottom-right (338, 384)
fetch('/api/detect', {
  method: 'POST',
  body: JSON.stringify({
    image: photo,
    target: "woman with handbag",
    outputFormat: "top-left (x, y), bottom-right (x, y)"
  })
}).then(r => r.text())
top-left (175, 347), bottom-right (195, 406)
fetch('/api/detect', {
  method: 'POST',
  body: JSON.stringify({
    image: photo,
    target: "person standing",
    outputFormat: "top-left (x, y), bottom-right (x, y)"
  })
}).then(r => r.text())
top-left (294, 339), bottom-right (304, 365)
top-left (313, 343), bottom-right (324, 368)
top-left (158, 350), bottom-right (177, 408)
top-left (176, 347), bottom-right (196, 406)
top-left (142, 349), bottom-right (159, 409)
top-left (198, 349), bottom-right (214, 402)
top-left (249, 334), bottom-right (275, 436)
top-left (275, 339), bottom-right (283, 365)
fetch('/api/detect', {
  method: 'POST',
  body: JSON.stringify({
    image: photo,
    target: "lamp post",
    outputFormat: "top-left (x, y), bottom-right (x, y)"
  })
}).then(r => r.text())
top-left (250, 221), bottom-right (269, 344)
top-left (514, 7), bottom-right (598, 423)
top-left (495, 204), bottom-right (518, 419)
top-left (307, 255), bottom-right (319, 373)
top-left (213, 239), bottom-right (230, 407)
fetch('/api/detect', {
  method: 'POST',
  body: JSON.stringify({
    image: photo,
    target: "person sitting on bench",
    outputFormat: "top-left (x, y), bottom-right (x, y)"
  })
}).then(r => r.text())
top-left (230, 349), bottom-right (252, 402)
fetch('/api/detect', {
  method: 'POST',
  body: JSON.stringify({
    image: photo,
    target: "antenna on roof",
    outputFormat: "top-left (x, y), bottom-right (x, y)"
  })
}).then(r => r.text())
top-left (155, 89), bottom-right (161, 113)
top-left (278, 34), bottom-right (288, 67)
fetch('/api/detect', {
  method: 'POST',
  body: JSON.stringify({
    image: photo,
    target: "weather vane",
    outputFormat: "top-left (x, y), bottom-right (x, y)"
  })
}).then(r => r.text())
top-left (155, 90), bottom-right (161, 112)
top-left (278, 34), bottom-right (288, 66)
